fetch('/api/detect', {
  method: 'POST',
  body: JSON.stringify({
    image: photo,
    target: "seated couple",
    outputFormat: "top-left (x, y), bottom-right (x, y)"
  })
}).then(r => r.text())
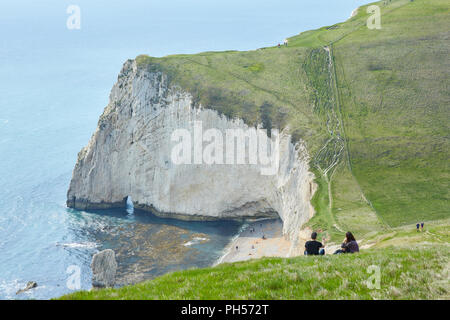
top-left (304, 231), bottom-right (359, 256)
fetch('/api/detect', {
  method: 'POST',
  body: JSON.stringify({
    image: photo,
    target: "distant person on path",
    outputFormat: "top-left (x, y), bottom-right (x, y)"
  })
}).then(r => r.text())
top-left (284, 39), bottom-right (288, 46)
top-left (416, 223), bottom-right (420, 232)
top-left (304, 232), bottom-right (325, 255)
top-left (277, 43), bottom-right (281, 48)
top-left (334, 232), bottom-right (359, 254)
top-left (421, 222), bottom-right (424, 231)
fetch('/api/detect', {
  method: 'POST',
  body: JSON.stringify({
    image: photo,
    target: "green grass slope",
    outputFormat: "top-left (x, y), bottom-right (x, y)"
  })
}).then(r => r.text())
top-left (134, 0), bottom-right (448, 235)
top-left (333, 0), bottom-right (450, 226)
top-left (60, 219), bottom-right (449, 300)
top-left (60, 245), bottom-right (449, 300)
top-left (136, 45), bottom-right (326, 152)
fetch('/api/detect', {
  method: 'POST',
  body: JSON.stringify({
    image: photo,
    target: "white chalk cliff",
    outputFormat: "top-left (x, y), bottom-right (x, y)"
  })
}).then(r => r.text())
top-left (67, 59), bottom-right (316, 249)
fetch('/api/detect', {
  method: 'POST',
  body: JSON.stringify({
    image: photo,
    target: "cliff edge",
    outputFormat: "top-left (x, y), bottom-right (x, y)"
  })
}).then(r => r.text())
top-left (67, 59), bottom-right (316, 247)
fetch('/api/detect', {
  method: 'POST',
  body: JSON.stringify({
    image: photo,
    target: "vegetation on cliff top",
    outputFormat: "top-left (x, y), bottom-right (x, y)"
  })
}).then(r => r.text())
top-left (135, 0), bottom-right (449, 233)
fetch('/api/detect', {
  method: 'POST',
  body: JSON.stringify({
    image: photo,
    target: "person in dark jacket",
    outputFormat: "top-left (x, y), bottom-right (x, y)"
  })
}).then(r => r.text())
top-left (334, 232), bottom-right (359, 254)
top-left (304, 232), bottom-right (325, 255)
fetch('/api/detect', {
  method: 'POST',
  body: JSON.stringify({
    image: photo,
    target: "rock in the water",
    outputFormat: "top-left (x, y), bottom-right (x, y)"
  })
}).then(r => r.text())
top-left (16, 281), bottom-right (37, 295)
top-left (91, 249), bottom-right (117, 288)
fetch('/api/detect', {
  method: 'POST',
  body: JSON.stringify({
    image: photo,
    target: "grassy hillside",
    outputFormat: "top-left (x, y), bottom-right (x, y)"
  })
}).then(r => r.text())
top-left (333, 0), bottom-right (449, 226)
top-left (136, 44), bottom-right (325, 152)
top-left (61, 244), bottom-right (449, 300)
top-left (60, 219), bottom-right (449, 300)
top-left (134, 0), bottom-right (449, 238)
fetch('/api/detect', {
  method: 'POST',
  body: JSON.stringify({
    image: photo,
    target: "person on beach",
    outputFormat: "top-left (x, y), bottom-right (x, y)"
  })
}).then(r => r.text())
top-left (304, 232), bottom-right (325, 255)
top-left (334, 232), bottom-right (359, 254)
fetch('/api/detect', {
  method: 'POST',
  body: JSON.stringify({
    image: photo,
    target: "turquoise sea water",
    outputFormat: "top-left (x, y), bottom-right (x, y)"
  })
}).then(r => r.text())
top-left (0, 0), bottom-right (365, 299)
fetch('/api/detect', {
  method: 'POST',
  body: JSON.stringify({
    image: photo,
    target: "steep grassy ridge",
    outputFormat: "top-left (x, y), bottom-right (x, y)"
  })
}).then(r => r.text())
top-left (136, 46), bottom-right (329, 154)
top-left (333, 0), bottom-right (449, 226)
top-left (133, 0), bottom-right (449, 236)
top-left (60, 244), bottom-right (449, 300)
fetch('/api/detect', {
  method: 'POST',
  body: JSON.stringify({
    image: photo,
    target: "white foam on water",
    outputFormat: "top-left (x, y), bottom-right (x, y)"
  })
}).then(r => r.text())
top-left (56, 241), bottom-right (98, 249)
top-left (0, 279), bottom-right (32, 300)
top-left (184, 237), bottom-right (209, 247)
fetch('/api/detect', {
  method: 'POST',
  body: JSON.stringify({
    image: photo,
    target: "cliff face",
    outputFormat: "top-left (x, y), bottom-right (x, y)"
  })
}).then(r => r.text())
top-left (67, 59), bottom-right (316, 245)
